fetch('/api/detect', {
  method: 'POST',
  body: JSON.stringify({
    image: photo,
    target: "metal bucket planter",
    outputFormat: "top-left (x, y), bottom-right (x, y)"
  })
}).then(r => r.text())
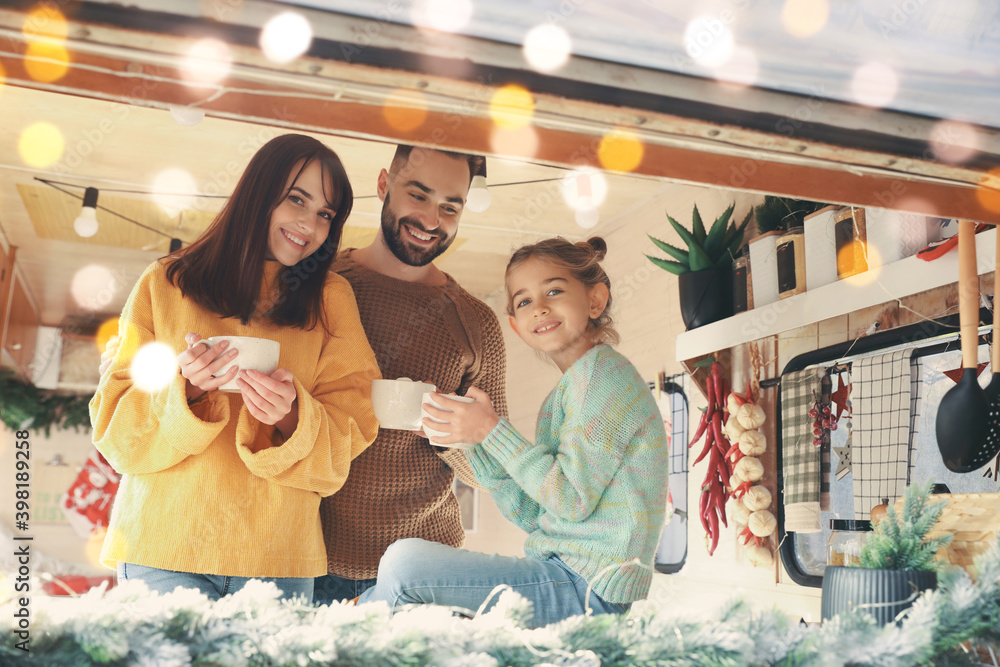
top-left (821, 566), bottom-right (937, 626)
top-left (678, 267), bottom-right (733, 330)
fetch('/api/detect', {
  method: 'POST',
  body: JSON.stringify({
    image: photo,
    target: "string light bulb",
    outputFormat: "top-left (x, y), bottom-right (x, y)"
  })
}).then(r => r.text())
top-left (466, 174), bottom-right (491, 213)
top-left (73, 187), bottom-right (99, 238)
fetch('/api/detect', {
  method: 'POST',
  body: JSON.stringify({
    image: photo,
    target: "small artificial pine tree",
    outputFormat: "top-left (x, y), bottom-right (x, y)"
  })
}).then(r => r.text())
top-left (856, 479), bottom-right (953, 571)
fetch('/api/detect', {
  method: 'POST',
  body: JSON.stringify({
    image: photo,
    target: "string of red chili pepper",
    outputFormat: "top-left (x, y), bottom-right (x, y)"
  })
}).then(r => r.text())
top-left (688, 360), bottom-right (735, 555)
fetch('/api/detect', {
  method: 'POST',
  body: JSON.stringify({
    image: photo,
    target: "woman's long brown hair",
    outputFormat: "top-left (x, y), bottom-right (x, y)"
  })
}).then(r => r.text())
top-left (165, 134), bottom-right (353, 331)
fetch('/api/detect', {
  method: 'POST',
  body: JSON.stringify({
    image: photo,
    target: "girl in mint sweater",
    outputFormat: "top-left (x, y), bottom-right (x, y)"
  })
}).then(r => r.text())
top-left (358, 236), bottom-right (670, 628)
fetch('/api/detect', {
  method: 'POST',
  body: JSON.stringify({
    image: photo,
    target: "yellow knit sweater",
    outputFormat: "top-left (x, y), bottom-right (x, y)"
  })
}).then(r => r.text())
top-left (90, 260), bottom-right (380, 578)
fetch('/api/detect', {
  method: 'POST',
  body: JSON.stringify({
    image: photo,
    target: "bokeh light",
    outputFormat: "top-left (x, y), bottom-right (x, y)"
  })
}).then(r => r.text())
top-left (411, 0), bottom-right (473, 33)
top-left (131, 342), bottom-right (178, 393)
top-left (489, 125), bottom-right (539, 160)
top-left (683, 15), bottom-right (735, 68)
top-left (70, 265), bottom-right (117, 310)
top-left (22, 6), bottom-right (68, 40)
top-left (598, 128), bottom-right (644, 173)
top-left (562, 169), bottom-right (608, 211)
top-left (850, 62), bottom-right (898, 108)
top-left (25, 41), bottom-right (70, 83)
top-left (714, 47), bottom-right (760, 87)
top-left (169, 105), bottom-right (206, 126)
top-left (523, 24), bottom-right (572, 73)
top-left (96, 317), bottom-right (120, 355)
top-left (181, 38), bottom-right (232, 87)
top-left (18, 121), bottom-right (64, 168)
top-left (382, 88), bottom-right (428, 132)
top-left (895, 195), bottom-right (939, 219)
top-left (977, 169), bottom-right (1000, 214)
top-left (840, 241), bottom-right (880, 286)
top-left (153, 168), bottom-right (198, 215)
top-left (85, 529), bottom-right (106, 567)
top-left (781, 0), bottom-right (829, 38)
top-left (575, 208), bottom-right (600, 229)
top-left (489, 85), bottom-right (535, 130)
top-left (260, 11), bottom-right (313, 64)
top-left (929, 120), bottom-right (980, 165)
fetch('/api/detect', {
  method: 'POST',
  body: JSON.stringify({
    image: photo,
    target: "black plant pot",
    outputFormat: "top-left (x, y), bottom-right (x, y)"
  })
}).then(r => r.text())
top-left (678, 267), bottom-right (733, 330)
top-left (821, 566), bottom-right (937, 626)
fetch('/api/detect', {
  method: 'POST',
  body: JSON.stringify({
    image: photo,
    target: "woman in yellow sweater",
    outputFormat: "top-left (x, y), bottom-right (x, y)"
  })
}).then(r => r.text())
top-left (90, 134), bottom-right (381, 602)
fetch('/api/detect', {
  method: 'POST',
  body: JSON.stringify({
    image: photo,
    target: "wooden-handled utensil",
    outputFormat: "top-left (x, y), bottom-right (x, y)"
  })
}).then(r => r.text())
top-left (978, 226), bottom-right (1000, 470)
top-left (936, 220), bottom-right (990, 472)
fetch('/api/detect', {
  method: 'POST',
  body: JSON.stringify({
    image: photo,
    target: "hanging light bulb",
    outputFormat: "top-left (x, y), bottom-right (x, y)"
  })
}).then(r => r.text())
top-left (575, 209), bottom-right (599, 228)
top-left (466, 174), bottom-right (491, 213)
top-left (74, 187), bottom-right (99, 238)
top-left (573, 173), bottom-right (599, 228)
top-left (169, 105), bottom-right (205, 126)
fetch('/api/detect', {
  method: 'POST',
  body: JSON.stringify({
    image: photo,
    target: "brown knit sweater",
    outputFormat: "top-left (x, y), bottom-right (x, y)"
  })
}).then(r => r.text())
top-left (322, 250), bottom-right (508, 579)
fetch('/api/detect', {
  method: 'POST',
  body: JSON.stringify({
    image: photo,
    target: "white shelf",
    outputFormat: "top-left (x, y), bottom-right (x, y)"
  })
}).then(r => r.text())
top-left (676, 227), bottom-right (998, 362)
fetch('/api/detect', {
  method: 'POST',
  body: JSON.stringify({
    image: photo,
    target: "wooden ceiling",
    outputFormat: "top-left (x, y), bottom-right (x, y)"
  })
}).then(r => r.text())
top-left (2, 82), bottom-right (665, 327)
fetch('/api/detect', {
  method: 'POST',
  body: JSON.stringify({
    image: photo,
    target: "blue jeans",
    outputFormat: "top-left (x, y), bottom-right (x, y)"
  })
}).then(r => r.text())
top-left (313, 573), bottom-right (377, 605)
top-left (117, 562), bottom-right (314, 603)
top-left (357, 538), bottom-right (629, 628)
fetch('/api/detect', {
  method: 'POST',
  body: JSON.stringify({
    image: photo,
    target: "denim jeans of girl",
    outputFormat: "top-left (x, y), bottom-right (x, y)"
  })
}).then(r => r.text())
top-left (118, 562), bottom-right (314, 602)
top-left (356, 538), bottom-right (629, 628)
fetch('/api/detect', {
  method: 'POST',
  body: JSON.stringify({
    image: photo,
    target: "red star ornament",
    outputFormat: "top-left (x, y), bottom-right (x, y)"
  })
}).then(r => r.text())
top-left (943, 362), bottom-right (989, 385)
top-left (830, 375), bottom-right (852, 422)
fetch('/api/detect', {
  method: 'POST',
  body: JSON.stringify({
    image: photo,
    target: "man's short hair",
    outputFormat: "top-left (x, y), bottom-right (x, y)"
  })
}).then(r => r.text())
top-left (391, 144), bottom-right (485, 184)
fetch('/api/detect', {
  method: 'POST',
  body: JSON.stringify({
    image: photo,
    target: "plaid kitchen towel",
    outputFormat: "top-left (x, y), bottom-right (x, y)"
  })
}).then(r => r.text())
top-left (852, 349), bottom-right (915, 519)
top-left (781, 367), bottom-right (825, 533)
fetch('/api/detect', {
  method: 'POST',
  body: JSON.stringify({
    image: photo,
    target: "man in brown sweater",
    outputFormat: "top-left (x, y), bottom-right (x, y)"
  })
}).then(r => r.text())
top-left (314, 145), bottom-right (508, 604)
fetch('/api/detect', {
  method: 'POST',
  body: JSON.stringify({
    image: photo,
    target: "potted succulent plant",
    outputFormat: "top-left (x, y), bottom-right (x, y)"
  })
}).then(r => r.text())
top-left (821, 479), bottom-right (952, 626)
top-left (646, 203), bottom-right (751, 330)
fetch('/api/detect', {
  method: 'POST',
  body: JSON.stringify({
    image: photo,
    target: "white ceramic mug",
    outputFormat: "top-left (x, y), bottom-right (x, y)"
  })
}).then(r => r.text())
top-left (371, 378), bottom-right (437, 430)
top-left (421, 392), bottom-right (477, 449)
top-left (204, 336), bottom-right (280, 392)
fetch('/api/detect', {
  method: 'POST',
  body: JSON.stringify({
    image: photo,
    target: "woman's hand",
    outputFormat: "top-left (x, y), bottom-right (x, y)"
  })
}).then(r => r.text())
top-left (98, 335), bottom-right (120, 377)
top-left (422, 386), bottom-right (499, 447)
top-left (178, 333), bottom-right (239, 401)
top-left (237, 368), bottom-right (298, 439)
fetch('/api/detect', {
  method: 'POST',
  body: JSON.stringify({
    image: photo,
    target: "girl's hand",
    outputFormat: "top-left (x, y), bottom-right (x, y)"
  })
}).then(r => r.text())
top-left (422, 386), bottom-right (499, 447)
top-left (179, 333), bottom-right (239, 401)
top-left (237, 368), bottom-right (298, 439)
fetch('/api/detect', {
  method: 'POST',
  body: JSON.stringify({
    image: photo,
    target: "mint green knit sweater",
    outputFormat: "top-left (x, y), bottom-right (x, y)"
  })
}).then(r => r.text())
top-left (467, 344), bottom-right (669, 604)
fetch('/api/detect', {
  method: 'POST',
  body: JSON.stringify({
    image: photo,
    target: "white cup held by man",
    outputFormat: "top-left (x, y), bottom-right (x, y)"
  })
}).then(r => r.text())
top-left (205, 336), bottom-right (280, 392)
top-left (371, 378), bottom-right (437, 430)
top-left (421, 392), bottom-right (476, 449)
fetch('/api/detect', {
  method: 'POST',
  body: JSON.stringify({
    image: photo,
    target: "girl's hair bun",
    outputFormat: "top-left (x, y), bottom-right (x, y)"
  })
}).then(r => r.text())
top-left (584, 236), bottom-right (607, 262)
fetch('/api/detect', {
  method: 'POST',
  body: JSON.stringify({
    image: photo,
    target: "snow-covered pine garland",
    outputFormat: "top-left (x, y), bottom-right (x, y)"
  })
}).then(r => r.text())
top-left (4, 540), bottom-right (1000, 667)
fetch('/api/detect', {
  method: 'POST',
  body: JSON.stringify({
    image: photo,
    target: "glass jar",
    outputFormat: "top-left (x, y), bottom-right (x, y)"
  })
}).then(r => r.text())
top-left (827, 519), bottom-right (872, 567)
top-left (834, 207), bottom-right (868, 278)
top-left (776, 225), bottom-right (806, 299)
top-left (732, 252), bottom-right (750, 314)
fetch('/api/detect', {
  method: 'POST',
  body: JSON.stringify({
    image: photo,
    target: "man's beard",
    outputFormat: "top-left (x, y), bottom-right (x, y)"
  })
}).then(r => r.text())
top-left (380, 195), bottom-right (454, 267)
